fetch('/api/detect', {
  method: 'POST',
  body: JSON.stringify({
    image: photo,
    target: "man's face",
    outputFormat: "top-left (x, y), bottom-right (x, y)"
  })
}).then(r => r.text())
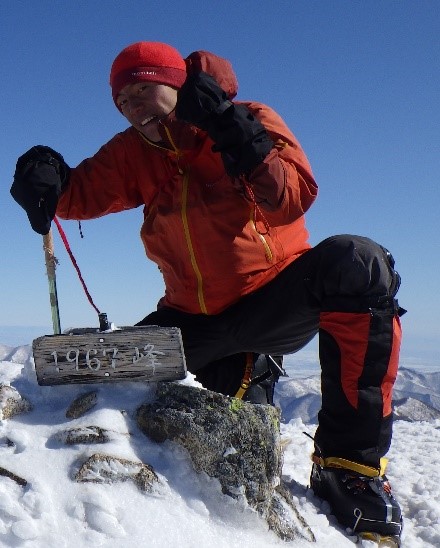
top-left (116, 82), bottom-right (178, 141)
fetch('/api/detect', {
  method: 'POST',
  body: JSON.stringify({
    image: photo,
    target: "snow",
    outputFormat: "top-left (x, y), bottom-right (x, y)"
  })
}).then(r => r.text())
top-left (0, 341), bottom-right (439, 547)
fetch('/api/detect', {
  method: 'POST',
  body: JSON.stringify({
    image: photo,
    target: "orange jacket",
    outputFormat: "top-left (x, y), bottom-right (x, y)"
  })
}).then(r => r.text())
top-left (57, 57), bottom-right (317, 315)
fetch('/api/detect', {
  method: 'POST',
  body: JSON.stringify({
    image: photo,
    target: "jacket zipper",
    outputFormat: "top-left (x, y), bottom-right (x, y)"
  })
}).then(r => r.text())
top-left (145, 126), bottom-right (207, 314)
top-left (181, 170), bottom-right (208, 314)
top-left (249, 208), bottom-right (273, 263)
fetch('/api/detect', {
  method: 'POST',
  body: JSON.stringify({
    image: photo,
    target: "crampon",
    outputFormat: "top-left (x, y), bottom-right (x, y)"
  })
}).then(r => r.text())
top-left (357, 530), bottom-right (401, 547)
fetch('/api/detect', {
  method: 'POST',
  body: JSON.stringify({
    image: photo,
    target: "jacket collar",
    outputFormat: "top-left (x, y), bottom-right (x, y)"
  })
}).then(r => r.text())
top-left (136, 110), bottom-right (204, 154)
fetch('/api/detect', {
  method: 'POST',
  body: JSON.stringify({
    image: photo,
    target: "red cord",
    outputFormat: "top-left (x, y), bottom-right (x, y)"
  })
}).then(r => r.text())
top-left (53, 216), bottom-right (101, 315)
top-left (242, 180), bottom-right (270, 235)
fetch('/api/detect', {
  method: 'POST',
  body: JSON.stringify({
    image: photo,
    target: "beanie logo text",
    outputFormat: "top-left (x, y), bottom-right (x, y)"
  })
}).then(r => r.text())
top-left (132, 70), bottom-right (157, 77)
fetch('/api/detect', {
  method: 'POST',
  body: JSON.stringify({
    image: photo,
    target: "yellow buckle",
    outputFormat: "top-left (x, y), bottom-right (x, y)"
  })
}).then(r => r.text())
top-left (312, 454), bottom-right (388, 477)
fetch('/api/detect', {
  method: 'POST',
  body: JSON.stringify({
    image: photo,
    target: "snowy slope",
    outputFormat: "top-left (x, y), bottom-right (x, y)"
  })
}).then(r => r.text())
top-left (0, 343), bottom-right (439, 547)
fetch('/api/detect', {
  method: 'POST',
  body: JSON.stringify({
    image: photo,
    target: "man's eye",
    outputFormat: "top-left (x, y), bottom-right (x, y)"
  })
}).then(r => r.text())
top-left (118, 98), bottom-right (128, 108)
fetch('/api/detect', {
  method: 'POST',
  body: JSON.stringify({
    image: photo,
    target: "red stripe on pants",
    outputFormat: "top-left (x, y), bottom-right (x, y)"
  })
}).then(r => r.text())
top-left (319, 311), bottom-right (371, 410)
top-left (319, 311), bottom-right (402, 417)
top-left (382, 315), bottom-right (401, 416)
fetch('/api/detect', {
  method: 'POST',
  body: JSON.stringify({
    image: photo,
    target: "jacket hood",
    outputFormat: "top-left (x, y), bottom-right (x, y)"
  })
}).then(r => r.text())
top-left (184, 50), bottom-right (238, 99)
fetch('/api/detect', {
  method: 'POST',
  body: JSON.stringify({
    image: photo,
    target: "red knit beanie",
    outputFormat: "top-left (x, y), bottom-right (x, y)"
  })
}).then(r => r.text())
top-left (110, 42), bottom-right (187, 110)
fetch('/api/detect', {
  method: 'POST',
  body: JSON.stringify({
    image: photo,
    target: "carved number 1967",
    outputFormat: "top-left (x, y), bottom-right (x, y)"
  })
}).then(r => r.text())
top-left (50, 344), bottom-right (165, 372)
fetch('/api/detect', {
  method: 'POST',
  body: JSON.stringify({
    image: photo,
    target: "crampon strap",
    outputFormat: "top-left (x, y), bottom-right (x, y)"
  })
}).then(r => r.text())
top-left (311, 455), bottom-right (388, 477)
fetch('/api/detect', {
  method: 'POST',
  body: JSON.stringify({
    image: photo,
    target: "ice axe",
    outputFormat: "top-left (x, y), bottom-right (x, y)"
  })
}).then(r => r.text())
top-left (48, 216), bottom-right (112, 333)
top-left (42, 228), bottom-right (61, 334)
top-left (42, 218), bottom-right (108, 336)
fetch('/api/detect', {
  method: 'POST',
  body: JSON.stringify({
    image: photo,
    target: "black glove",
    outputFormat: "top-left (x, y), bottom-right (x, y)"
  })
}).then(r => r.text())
top-left (176, 72), bottom-right (273, 177)
top-left (11, 146), bottom-right (70, 235)
top-left (176, 71), bottom-right (234, 130)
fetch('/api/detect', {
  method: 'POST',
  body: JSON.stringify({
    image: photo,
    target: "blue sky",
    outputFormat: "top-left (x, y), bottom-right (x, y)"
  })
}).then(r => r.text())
top-left (1, 1), bottom-right (439, 364)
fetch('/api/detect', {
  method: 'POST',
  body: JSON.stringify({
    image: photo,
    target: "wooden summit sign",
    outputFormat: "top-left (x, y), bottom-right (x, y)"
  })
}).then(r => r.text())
top-left (33, 326), bottom-right (187, 386)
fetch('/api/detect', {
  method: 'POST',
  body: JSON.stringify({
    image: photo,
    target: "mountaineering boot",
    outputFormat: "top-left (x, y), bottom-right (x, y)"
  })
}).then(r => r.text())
top-left (310, 458), bottom-right (402, 543)
top-left (193, 353), bottom-right (285, 404)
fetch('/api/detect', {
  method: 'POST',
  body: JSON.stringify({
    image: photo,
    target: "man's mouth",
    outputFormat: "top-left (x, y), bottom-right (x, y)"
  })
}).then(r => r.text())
top-left (141, 116), bottom-right (157, 126)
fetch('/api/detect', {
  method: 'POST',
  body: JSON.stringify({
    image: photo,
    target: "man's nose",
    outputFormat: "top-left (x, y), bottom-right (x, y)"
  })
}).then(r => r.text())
top-left (127, 96), bottom-right (143, 114)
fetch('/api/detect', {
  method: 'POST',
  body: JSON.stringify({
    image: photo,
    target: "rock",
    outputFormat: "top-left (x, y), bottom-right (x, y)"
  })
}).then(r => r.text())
top-left (136, 382), bottom-right (314, 542)
top-left (75, 453), bottom-right (159, 493)
top-left (0, 384), bottom-right (32, 420)
top-left (66, 391), bottom-right (98, 419)
top-left (267, 483), bottom-right (315, 542)
top-left (55, 426), bottom-right (110, 445)
top-left (0, 465), bottom-right (27, 487)
top-left (137, 383), bottom-right (282, 512)
top-left (0, 437), bottom-right (15, 452)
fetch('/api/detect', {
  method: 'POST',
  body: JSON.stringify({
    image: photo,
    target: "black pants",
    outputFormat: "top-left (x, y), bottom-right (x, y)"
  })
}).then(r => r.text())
top-left (138, 235), bottom-right (403, 467)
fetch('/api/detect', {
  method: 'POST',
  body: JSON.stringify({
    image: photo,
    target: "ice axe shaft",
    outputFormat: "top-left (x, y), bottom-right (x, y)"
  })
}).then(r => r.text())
top-left (43, 229), bottom-right (61, 334)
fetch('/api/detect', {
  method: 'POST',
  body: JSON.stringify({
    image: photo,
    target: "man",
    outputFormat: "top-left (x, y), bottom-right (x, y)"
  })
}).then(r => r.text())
top-left (11, 41), bottom-right (404, 540)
